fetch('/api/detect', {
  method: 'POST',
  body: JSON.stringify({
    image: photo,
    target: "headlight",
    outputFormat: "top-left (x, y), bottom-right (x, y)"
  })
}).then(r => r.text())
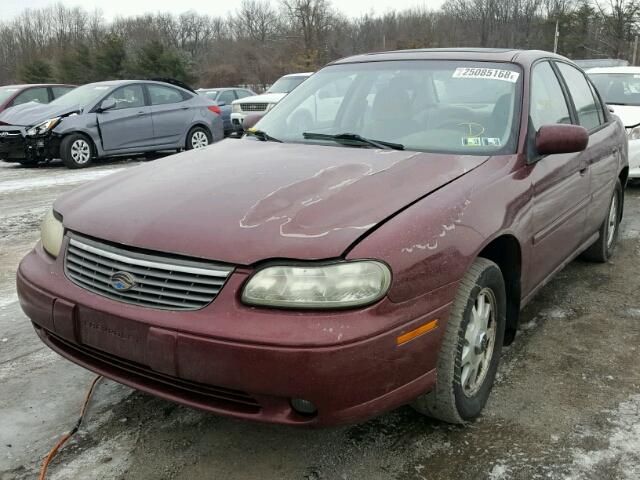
top-left (232, 103), bottom-right (242, 114)
top-left (241, 261), bottom-right (392, 309)
top-left (41, 209), bottom-right (64, 257)
top-left (628, 125), bottom-right (640, 140)
top-left (26, 117), bottom-right (61, 136)
top-left (265, 103), bottom-right (276, 112)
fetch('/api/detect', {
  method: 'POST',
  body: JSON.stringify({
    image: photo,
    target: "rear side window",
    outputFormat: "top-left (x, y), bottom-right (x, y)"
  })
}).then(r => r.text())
top-left (148, 85), bottom-right (184, 105)
top-left (105, 85), bottom-right (145, 110)
top-left (530, 61), bottom-right (571, 131)
top-left (218, 90), bottom-right (236, 105)
top-left (236, 89), bottom-right (254, 99)
top-left (51, 86), bottom-right (74, 99)
top-left (12, 87), bottom-right (49, 106)
top-left (556, 62), bottom-right (603, 130)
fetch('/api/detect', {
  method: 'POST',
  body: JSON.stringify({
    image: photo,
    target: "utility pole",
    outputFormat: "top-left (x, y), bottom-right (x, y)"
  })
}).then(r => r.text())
top-left (382, 34), bottom-right (386, 50)
top-left (633, 36), bottom-right (638, 66)
top-left (553, 20), bottom-right (559, 54)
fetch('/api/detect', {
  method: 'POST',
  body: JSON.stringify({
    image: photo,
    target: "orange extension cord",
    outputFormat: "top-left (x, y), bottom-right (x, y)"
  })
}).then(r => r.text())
top-left (38, 375), bottom-right (103, 480)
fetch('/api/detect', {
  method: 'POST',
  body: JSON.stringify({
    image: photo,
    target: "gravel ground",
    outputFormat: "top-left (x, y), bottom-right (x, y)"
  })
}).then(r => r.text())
top-left (0, 158), bottom-right (639, 480)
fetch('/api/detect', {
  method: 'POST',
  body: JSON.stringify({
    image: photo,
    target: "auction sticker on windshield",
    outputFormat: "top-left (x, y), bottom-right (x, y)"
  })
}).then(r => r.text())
top-left (453, 67), bottom-right (520, 83)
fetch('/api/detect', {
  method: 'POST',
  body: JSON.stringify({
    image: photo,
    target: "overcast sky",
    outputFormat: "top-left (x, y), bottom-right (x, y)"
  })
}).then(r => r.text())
top-left (4, 0), bottom-right (442, 20)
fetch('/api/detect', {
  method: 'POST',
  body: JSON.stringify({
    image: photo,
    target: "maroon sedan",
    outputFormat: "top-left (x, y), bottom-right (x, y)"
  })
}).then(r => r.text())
top-left (0, 84), bottom-right (75, 113)
top-left (17, 49), bottom-right (628, 426)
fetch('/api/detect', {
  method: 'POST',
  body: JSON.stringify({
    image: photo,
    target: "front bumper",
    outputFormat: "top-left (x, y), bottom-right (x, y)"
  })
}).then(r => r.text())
top-left (17, 240), bottom-right (450, 426)
top-left (230, 112), bottom-right (266, 132)
top-left (0, 127), bottom-right (59, 162)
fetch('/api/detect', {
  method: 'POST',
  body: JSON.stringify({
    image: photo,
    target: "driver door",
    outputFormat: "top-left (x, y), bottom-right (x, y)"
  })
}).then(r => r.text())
top-left (526, 61), bottom-right (590, 292)
top-left (98, 84), bottom-right (154, 151)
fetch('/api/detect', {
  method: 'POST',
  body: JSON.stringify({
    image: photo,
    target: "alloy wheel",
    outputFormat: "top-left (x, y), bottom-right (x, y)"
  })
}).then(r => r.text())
top-left (606, 193), bottom-right (618, 248)
top-left (460, 288), bottom-right (497, 397)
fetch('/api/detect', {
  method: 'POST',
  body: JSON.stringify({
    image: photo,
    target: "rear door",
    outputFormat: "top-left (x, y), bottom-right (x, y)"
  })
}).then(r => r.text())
top-left (147, 84), bottom-right (194, 145)
top-left (98, 84), bottom-right (154, 151)
top-left (527, 61), bottom-right (590, 291)
top-left (554, 62), bottom-right (620, 238)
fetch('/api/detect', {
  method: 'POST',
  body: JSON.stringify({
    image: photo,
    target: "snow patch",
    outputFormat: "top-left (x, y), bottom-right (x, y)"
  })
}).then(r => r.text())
top-left (564, 394), bottom-right (640, 480)
top-left (0, 168), bottom-right (125, 194)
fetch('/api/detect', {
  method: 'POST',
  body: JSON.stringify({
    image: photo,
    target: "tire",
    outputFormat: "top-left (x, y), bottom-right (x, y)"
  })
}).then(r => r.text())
top-left (186, 126), bottom-right (212, 150)
top-left (412, 258), bottom-right (506, 424)
top-left (581, 179), bottom-right (623, 262)
top-left (60, 134), bottom-right (93, 169)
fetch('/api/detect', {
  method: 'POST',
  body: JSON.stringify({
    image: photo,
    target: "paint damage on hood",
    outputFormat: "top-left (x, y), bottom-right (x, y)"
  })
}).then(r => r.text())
top-left (55, 139), bottom-right (489, 265)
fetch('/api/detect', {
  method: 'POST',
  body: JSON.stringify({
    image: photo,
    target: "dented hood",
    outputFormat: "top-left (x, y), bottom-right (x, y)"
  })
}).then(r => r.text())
top-left (0, 102), bottom-right (81, 127)
top-left (55, 140), bottom-right (488, 265)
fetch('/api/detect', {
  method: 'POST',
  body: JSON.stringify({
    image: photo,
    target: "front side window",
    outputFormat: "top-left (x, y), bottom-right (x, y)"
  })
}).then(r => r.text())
top-left (148, 85), bottom-right (184, 105)
top-left (218, 90), bottom-right (236, 105)
top-left (530, 61), bottom-right (571, 131)
top-left (104, 85), bottom-right (145, 110)
top-left (12, 87), bottom-right (49, 106)
top-left (557, 62), bottom-right (603, 130)
top-left (256, 61), bottom-right (523, 155)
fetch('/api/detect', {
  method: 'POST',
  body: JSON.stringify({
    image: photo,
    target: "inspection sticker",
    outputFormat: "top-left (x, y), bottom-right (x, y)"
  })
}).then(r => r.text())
top-left (462, 137), bottom-right (501, 147)
top-left (453, 67), bottom-right (520, 83)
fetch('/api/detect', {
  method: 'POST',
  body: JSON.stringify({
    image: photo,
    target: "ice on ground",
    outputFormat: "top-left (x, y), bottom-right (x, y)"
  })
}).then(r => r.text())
top-left (0, 168), bottom-right (126, 194)
top-left (564, 394), bottom-right (640, 480)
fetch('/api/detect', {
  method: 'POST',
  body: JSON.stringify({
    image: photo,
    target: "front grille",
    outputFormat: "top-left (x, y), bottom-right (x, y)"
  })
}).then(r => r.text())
top-left (64, 234), bottom-right (234, 311)
top-left (240, 103), bottom-right (268, 112)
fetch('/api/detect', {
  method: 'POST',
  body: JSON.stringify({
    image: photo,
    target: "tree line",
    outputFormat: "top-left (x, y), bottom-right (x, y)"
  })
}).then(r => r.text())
top-left (0, 0), bottom-right (638, 90)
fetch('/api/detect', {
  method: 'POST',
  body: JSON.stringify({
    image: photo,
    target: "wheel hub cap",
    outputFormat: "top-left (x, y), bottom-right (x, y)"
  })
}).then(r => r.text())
top-left (460, 288), bottom-right (497, 397)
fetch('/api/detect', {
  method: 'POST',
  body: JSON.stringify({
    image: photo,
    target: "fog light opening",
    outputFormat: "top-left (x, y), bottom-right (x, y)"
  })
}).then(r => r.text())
top-left (290, 398), bottom-right (317, 416)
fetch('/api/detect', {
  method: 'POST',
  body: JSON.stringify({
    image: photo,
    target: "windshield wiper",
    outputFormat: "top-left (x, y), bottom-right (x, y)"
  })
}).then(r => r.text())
top-left (302, 132), bottom-right (404, 150)
top-left (244, 128), bottom-right (282, 142)
top-left (606, 102), bottom-right (629, 106)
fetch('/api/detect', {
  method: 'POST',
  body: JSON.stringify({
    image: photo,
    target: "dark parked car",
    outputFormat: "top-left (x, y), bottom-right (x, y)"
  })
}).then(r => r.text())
top-left (0, 80), bottom-right (223, 168)
top-left (197, 87), bottom-right (255, 135)
top-left (18, 49), bottom-right (627, 426)
top-left (0, 84), bottom-right (75, 114)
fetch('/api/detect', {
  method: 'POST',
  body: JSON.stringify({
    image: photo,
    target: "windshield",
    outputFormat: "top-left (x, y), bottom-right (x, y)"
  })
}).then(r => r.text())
top-left (49, 83), bottom-right (114, 108)
top-left (589, 72), bottom-right (640, 106)
top-left (266, 76), bottom-right (308, 94)
top-left (256, 61), bottom-right (522, 155)
top-left (0, 87), bottom-right (20, 103)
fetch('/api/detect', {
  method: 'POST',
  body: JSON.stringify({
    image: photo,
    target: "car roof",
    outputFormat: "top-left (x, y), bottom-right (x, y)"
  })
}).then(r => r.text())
top-left (330, 48), bottom-right (571, 68)
top-left (282, 72), bottom-right (314, 78)
top-left (1, 84), bottom-right (75, 89)
top-left (587, 66), bottom-right (640, 74)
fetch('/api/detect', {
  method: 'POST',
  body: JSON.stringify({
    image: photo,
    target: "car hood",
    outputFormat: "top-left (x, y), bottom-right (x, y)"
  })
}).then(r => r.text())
top-left (609, 104), bottom-right (640, 127)
top-left (0, 102), bottom-right (81, 127)
top-left (55, 140), bottom-right (489, 265)
top-left (233, 93), bottom-right (286, 105)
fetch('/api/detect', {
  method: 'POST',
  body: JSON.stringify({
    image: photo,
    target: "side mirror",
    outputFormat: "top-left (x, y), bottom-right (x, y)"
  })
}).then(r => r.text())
top-left (242, 113), bottom-right (263, 130)
top-left (98, 99), bottom-right (116, 113)
top-left (536, 124), bottom-right (588, 155)
top-left (216, 101), bottom-right (226, 107)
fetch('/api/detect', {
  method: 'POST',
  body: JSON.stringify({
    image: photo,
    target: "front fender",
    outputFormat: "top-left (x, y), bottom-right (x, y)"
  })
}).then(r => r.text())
top-left (346, 155), bottom-right (530, 304)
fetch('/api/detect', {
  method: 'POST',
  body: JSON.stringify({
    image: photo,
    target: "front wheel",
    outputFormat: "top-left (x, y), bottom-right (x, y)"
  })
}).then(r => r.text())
top-left (186, 126), bottom-right (211, 150)
top-left (581, 179), bottom-right (623, 262)
top-left (60, 134), bottom-right (93, 169)
top-left (412, 258), bottom-right (506, 424)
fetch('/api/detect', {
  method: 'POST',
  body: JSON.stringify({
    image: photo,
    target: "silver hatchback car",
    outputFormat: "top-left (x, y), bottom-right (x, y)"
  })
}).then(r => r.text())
top-left (0, 80), bottom-right (224, 168)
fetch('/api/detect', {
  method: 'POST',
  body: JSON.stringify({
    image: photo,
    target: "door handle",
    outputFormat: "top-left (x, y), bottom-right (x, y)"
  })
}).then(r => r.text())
top-left (136, 111), bottom-right (146, 116)
top-left (579, 166), bottom-right (588, 176)
top-left (612, 146), bottom-right (619, 155)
